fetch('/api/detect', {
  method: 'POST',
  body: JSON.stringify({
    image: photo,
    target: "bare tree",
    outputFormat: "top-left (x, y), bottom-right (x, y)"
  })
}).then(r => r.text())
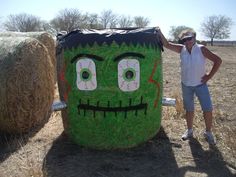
top-left (49, 8), bottom-right (150, 31)
top-left (118, 15), bottom-right (133, 28)
top-left (169, 25), bottom-right (193, 42)
top-left (201, 15), bottom-right (233, 46)
top-left (99, 10), bottom-right (118, 28)
top-left (133, 16), bottom-right (149, 28)
top-left (50, 8), bottom-right (87, 32)
top-left (86, 13), bottom-right (102, 29)
top-left (3, 13), bottom-right (43, 32)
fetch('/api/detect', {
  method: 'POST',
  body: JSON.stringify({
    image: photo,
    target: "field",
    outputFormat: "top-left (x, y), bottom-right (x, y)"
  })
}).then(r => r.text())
top-left (0, 46), bottom-right (236, 177)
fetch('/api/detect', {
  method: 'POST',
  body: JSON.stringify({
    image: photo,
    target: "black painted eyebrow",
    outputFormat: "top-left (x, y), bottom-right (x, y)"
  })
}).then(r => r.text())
top-left (71, 53), bottom-right (104, 63)
top-left (114, 52), bottom-right (145, 62)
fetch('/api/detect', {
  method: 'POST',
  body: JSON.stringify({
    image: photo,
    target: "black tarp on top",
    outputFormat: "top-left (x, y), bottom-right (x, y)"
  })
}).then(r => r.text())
top-left (57, 27), bottom-right (163, 51)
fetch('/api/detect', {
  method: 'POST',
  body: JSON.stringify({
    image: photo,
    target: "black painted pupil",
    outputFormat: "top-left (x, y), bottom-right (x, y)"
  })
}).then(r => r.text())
top-left (82, 71), bottom-right (90, 80)
top-left (125, 70), bottom-right (134, 79)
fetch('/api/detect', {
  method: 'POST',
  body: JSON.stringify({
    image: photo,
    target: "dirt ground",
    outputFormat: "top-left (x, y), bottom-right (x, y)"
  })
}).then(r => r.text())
top-left (0, 46), bottom-right (236, 177)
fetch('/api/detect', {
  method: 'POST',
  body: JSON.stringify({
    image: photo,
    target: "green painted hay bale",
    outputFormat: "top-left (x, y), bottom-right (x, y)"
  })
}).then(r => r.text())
top-left (56, 28), bottom-right (163, 149)
top-left (0, 37), bottom-right (54, 134)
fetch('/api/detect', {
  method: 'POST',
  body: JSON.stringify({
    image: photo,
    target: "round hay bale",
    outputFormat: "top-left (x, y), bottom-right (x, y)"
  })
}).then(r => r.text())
top-left (0, 32), bottom-right (56, 83)
top-left (0, 36), bottom-right (54, 134)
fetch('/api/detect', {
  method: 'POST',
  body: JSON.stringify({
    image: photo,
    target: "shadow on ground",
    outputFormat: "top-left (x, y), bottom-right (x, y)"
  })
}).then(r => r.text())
top-left (43, 127), bottom-right (180, 177)
top-left (0, 125), bottom-right (45, 163)
top-left (178, 137), bottom-right (234, 177)
top-left (0, 112), bottom-right (52, 163)
top-left (43, 127), bottom-right (235, 177)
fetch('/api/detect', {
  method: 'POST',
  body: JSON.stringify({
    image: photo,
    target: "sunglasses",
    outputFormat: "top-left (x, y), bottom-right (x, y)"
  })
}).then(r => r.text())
top-left (182, 37), bottom-right (193, 43)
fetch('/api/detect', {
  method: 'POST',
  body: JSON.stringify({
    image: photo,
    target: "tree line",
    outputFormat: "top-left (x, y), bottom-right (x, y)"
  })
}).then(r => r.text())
top-left (2, 9), bottom-right (149, 33)
top-left (1, 8), bottom-right (233, 46)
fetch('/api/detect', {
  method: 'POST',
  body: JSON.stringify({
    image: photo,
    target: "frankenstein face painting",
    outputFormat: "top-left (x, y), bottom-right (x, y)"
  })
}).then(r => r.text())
top-left (57, 28), bottom-right (163, 149)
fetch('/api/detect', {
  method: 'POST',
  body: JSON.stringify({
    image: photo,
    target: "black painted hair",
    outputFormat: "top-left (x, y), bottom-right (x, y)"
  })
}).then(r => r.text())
top-left (57, 27), bottom-right (163, 51)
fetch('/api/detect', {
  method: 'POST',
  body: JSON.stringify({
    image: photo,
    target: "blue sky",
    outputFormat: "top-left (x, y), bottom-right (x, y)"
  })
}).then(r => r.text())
top-left (1, 0), bottom-right (236, 40)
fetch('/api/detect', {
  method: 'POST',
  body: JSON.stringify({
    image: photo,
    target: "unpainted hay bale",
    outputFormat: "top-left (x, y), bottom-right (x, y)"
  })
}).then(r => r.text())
top-left (0, 37), bottom-right (54, 134)
top-left (0, 32), bottom-right (56, 83)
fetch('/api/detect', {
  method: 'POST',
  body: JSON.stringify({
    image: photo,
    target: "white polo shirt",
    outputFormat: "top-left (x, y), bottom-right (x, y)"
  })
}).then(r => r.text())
top-left (180, 44), bottom-right (206, 86)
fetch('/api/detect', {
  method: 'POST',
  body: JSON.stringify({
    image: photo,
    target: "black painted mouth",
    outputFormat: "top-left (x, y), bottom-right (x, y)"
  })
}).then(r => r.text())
top-left (77, 97), bottom-right (147, 118)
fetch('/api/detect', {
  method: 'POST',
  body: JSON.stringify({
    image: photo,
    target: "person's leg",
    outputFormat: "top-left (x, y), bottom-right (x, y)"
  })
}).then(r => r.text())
top-left (203, 111), bottom-right (213, 132)
top-left (195, 83), bottom-right (213, 131)
top-left (181, 83), bottom-right (195, 140)
top-left (186, 111), bottom-right (194, 129)
top-left (196, 84), bottom-right (215, 144)
top-left (203, 111), bottom-right (216, 144)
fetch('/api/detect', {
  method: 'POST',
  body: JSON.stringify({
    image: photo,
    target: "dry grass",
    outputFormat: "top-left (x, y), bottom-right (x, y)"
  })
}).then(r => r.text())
top-left (0, 46), bottom-right (236, 177)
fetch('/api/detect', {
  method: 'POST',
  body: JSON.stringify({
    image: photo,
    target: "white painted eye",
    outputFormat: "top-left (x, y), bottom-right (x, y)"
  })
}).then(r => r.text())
top-left (76, 58), bottom-right (97, 90)
top-left (118, 59), bottom-right (140, 92)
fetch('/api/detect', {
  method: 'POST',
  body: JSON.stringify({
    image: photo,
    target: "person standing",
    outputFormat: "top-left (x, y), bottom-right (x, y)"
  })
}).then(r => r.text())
top-left (157, 27), bottom-right (222, 145)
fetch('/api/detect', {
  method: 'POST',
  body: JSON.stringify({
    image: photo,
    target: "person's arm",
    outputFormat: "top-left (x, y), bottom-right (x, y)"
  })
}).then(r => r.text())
top-left (156, 27), bottom-right (183, 53)
top-left (201, 46), bottom-right (222, 83)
